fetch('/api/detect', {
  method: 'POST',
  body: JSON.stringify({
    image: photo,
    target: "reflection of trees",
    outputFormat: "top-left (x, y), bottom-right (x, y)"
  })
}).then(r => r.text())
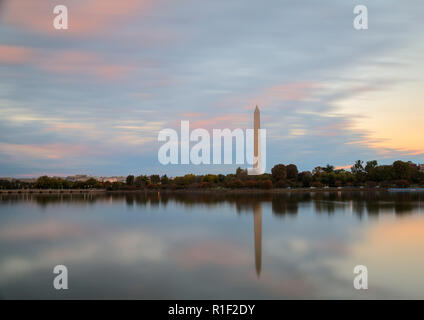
top-left (313, 193), bottom-right (336, 215)
top-left (271, 194), bottom-right (299, 216)
top-left (125, 194), bottom-right (135, 207)
top-left (1, 191), bottom-right (423, 217)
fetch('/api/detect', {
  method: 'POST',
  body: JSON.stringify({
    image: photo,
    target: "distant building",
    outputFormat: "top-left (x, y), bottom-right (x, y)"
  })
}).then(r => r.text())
top-left (65, 175), bottom-right (92, 182)
top-left (100, 177), bottom-right (118, 183)
top-left (99, 176), bottom-right (126, 183)
top-left (419, 164), bottom-right (424, 173)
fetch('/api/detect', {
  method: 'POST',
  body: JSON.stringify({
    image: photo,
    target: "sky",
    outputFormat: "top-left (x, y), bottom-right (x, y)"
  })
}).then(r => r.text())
top-left (0, 0), bottom-right (423, 177)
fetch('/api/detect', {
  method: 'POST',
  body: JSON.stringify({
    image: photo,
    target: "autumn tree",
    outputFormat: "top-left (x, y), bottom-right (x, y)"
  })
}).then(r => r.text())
top-left (150, 175), bottom-right (161, 184)
top-left (160, 175), bottom-right (169, 184)
top-left (271, 164), bottom-right (287, 183)
top-left (286, 164), bottom-right (298, 180)
top-left (298, 171), bottom-right (312, 187)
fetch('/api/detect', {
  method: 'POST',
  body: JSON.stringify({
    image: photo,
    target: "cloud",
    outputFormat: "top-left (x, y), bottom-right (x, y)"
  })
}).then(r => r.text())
top-left (314, 120), bottom-right (352, 137)
top-left (0, 143), bottom-right (94, 160)
top-left (1, 0), bottom-right (424, 175)
top-left (246, 82), bottom-right (320, 108)
top-left (37, 50), bottom-right (133, 80)
top-left (189, 113), bottom-right (250, 129)
top-left (2, 0), bottom-right (154, 36)
top-left (0, 44), bottom-right (135, 80)
top-left (335, 165), bottom-right (352, 170)
top-left (0, 44), bottom-right (32, 64)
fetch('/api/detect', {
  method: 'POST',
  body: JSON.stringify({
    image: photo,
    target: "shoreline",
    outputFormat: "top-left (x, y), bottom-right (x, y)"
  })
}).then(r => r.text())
top-left (2, 187), bottom-right (424, 195)
top-left (0, 187), bottom-right (394, 195)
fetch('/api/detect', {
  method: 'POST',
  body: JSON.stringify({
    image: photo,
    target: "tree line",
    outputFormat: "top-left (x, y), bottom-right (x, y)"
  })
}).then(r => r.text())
top-left (1, 160), bottom-right (423, 190)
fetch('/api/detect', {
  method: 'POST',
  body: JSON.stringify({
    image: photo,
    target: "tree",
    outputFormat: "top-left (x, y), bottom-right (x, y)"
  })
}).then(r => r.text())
top-left (35, 176), bottom-right (51, 189)
top-left (85, 178), bottom-right (99, 188)
top-left (235, 167), bottom-right (247, 181)
top-left (126, 175), bottom-right (135, 186)
top-left (351, 160), bottom-right (365, 175)
top-left (298, 171), bottom-right (312, 187)
top-left (260, 180), bottom-right (273, 189)
top-left (271, 164), bottom-right (286, 182)
top-left (202, 174), bottom-right (218, 183)
top-left (365, 160), bottom-right (378, 173)
top-left (286, 164), bottom-right (298, 180)
top-left (182, 174), bottom-right (195, 185)
top-left (312, 166), bottom-right (325, 181)
top-left (327, 172), bottom-right (336, 187)
top-left (392, 160), bottom-right (411, 180)
top-left (323, 164), bottom-right (335, 173)
top-left (135, 175), bottom-right (149, 188)
top-left (369, 165), bottom-right (392, 182)
top-left (351, 160), bottom-right (366, 183)
top-left (160, 175), bottom-right (169, 185)
top-left (150, 174), bottom-right (160, 184)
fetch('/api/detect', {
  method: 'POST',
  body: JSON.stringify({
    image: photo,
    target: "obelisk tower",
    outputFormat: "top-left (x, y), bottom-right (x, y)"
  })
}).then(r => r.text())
top-left (253, 106), bottom-right (261, 173)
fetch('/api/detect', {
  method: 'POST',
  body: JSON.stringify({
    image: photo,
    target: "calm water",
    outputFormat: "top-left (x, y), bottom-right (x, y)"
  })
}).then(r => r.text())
top-left (1, 191), bottom-right (424, 299)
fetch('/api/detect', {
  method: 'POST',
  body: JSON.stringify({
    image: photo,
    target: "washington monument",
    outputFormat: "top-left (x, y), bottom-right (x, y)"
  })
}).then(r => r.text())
top-left (253, 105), bottom-right (262, 174)
top-left (253, 106), bottom-right (262, 276)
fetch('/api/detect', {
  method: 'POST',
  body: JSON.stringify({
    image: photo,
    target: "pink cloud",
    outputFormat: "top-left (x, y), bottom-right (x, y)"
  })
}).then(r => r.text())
top-left (0, 143), bottom-right (95, 160)
top-left (238, 82), bottom-right (319, 110)
top-left (347, 136), bottom-right (424, 157)
top-left (315, 121), bottom-right (351, 136)
top-left (189, 114), bottom-right (250, 129)
top-left (0, 44), bottom-right (32, 64)
top-left (38, 51), bottom-right (132, 79)
top-left (182, 112), bottom-right (205, 118)
top-left (2, 0), bottom-right (155, 36)
top-left (335, 164), bottom-right (352, 170)
top-left (214, 82), bottom-right (319, 113)
top-left (0, 45), bottom-right (134, 80)
top-left (265, 82), bottom-right (318, 101)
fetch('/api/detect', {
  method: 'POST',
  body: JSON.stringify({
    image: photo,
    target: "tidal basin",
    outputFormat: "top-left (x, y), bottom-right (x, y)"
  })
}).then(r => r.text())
top-left (1, 191), bottom-right (424, 299)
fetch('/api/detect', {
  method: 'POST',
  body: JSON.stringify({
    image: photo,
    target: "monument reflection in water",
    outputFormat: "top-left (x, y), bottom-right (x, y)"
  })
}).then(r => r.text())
top-left (1, 191), bottom-right (424, 299)
top-left (253, 202), bottom-right (262, 277)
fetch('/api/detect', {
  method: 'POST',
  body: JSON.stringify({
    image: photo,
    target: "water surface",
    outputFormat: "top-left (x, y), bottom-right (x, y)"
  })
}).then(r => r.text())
top-left (1, 191), bottom-right (424, 299)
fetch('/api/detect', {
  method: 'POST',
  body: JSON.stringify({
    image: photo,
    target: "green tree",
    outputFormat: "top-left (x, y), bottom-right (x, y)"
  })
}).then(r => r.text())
top-left (126, 175), bottom-right (135, 186)
top-left (235, 167), bottom-right (248, 181)
top-left (298, 171), bottom-right (312, 187)
top-left (271, 164), bottom-right (287, 183)
top-left (160, 175), bottom-right (169, 185)
top-left (182, 174), bottom-right (195, 185)
top-left (85, 178), bottom-right (99, 188)
top-left (351, 160), bottom-right (366, 183)
top-left (392, 161), bottom-right (412, 180)
top-left (365, 160), bottom-right (378, 173)
top-left (35, 176), bottom-right (51, 189)
top-left (135, 175), bottom-right (149, 188)
top-left (286, 164), bottom-right (298, 180)
top-left (150, 175), bottom-right (160, 184)
top-left (351, 160), bottom-right (365, 175)
top-left (323, 164), bottom-right (334, 173)
top-left (202, 174), bottom-right (218, 183)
